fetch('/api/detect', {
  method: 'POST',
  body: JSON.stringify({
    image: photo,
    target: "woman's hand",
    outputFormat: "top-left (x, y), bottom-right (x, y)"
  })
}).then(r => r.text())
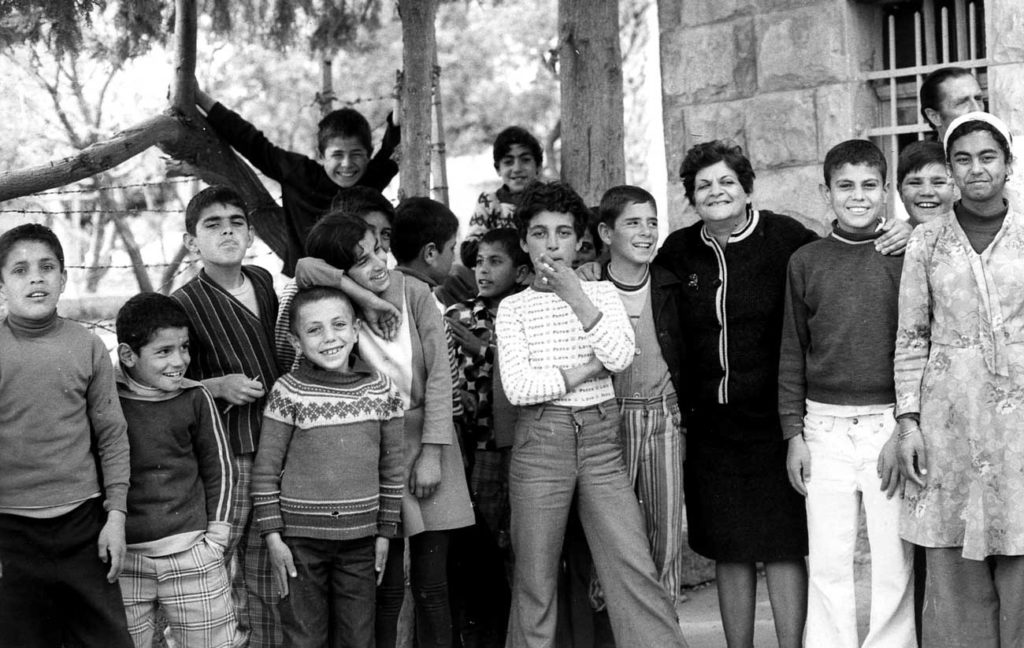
top-left (877, 425), bottom-right (905, 499)
top-left (897, 421), bottom-right (928, 488)
top-left (410, 444), bottom-right (442, 500)
top-left (786, 436), bottom-right (811, 496)
top-left (876, 218), bottom-right (912, 255)
top-left (265, 532), bottom-right (297, 597)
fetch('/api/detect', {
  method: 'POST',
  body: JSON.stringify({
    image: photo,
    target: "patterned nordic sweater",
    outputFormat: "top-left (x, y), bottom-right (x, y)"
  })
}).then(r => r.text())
top-left (252, 361), bottom-right (405, 540)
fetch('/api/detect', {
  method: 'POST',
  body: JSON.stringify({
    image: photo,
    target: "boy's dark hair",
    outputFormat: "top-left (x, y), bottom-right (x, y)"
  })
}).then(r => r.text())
top-left (514, 180), bottom-right (590, 241)
top-left (479, 227), bottom-right (529, 267)
top-left (598, 185), bottom-right (657, 228)
top-left (0, 223), bottom-right (65, 273)
top-left (317, 108), bottom-right (372, 156)
top-left (305, 212), bottom-right (373, 272)
top-left (679, 141), bottom-right (756, 204)
top-left (822, 139), bottom-right (887, 186)
top-left (185, 185), bottom-right (248, 236)
top-left (897, 141), bottom-right (947, 187)
top-left (920, 67), bottom-right (974, 129)
top-left (459, 239), bottom-right (479, 269)
top-left (288, 286), bottom-right (355, 336)
top-left (493, 126), bottom-right (543, 170)
top-left (329, 186), bottom-right (396, 224)
top-left (391, 197), bottom-right (459, 265)
top-left (946, 120), bottom-right (1014, 164)
top-left (116, 292), bottom-right (191, 353)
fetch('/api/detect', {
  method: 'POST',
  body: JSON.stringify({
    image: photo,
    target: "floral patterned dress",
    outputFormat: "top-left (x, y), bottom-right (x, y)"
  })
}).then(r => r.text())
top-left (895, 208), bottom-right (1024, 559)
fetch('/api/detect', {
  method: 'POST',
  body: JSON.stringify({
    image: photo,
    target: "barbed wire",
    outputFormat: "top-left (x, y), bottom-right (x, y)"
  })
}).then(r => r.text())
top-left (31, 178), bottom-right (198, 197)
top-left (0, 207), bottom-right (185, 215)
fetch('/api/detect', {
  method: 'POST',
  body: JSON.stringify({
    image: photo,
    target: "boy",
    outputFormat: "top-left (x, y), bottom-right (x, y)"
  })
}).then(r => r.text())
top-left (467, 126), bottom-right (544, 241)
top-left (897, 140), bottom-right (955, 226)
top-left (253, 287), bottom-right (404, 648)
top-left (172, 185), bottom-right (284, 648)
top-left (780, 139), bottom-right (914, 648)
top-left (496, 180), bottom-right (688, 648)
top-left (595, 185), bottom-right (686, 604)
top-left (0, 223), bottom-right (132, 647)
top-left (194, 84), bottom-right (400, 276)
top-left (114, 293), bottom-right (237, 648)
top-left (444, 228), bottom-right (530, 646)
top-left (391, 196), bottom-right (459, 294)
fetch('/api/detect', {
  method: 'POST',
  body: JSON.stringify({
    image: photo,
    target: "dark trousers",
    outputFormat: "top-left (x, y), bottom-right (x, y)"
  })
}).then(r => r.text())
top-left (0, 498), bottom-right (133, 648)
top-left (278, 536), bottom-right (376, 648)
top-left (449, 514), bottom-right (511, 648)
top-left (377, 531), bottom-right (452, 648)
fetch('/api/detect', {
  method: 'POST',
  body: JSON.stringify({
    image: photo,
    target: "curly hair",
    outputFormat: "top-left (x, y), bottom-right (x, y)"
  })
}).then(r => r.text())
top-left (513, 180), bottom-right (590, 240)
top-left (679, 141), bottom-right (756, 205)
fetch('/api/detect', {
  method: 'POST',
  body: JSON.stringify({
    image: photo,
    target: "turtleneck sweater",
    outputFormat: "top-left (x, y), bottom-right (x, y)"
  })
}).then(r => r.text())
top-left (955, 199), bottom-right (1009, 254)
top-left (0, 312), bottom-right (130, 515)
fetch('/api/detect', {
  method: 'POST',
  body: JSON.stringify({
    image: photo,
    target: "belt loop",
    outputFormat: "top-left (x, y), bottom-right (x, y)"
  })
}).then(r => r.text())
top-left (534, 404), bottom-right (547, 421)
top-left (619, 399), bottom-right (626, 415)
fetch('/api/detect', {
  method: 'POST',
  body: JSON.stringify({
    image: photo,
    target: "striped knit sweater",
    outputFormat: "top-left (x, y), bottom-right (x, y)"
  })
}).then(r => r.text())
top-left (252, 361), bottom-right (405, 540)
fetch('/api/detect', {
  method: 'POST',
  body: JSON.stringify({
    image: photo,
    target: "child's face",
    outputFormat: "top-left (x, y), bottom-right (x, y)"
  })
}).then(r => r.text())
top-left (949, 130), bottom-right (1010, 207)
top-left (821, 163), bottom-right (888, 235)
top-left (361, 211), bottom-right (392, 253)
top-left (289, 298), bottom-right (359, 373)
top-left (0, 240), bottom-right (66, 321)
top-left (600, 201), bottom-right (659, 267)
top-left (475, 242), bottom-right (525, 299)
top-left (426, 235), bottom-right (457, 284)
top-left (184, 203), bottom-right (253, 268)
top-left (123, 326), bottom-right (190, 392)
top-left (320, 136), bottom-right (369, 189)
top-left (572, 230), bottom-right (599, 269)
top-left (497, 144), bottom-right (539, 194)
top-left (521, 210), bottom-right (580, 268)
top-left (347, 230), bottom-right (391, 295)
top-left (900, 162), bottom-right (955, 225)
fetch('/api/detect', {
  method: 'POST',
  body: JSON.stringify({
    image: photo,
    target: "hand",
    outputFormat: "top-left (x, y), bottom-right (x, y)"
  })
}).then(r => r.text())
top-left (410, 445), bottom-right (442, 500)
top-left (446, 317), bottom-right (487, 358)
top-left (875, 218), bottom-right (912, 255)
top-left (358, 294), bottom-right (401, 340)
top-left (786, 436), bottom-right (811, 497)
top-left (207, 374), bottom-right (264, 405)
top-left (574, 261), bottom-right (602, 282)
top-left (192, 78), bottom-right (215, 112)
top-left (375, 537), bottom-right (389, 585)
top-left (535, 254), bottom-right (584, 302)
top-left (877, 425), bottom-right (905, 499)
top-left (265, 533), bottom-right (297, 597)
top-left (98, 510), bottom-right (126, 583)
top-left (897, 423), bottom-right (928, 488)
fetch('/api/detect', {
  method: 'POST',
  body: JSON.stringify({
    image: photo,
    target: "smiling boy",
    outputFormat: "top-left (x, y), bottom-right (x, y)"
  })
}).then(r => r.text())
top-left (467, 127), bottom-right (544, 241)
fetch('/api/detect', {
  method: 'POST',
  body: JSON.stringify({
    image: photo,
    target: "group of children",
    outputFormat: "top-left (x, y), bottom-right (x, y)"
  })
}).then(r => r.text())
top-left (0, 76), bottom-right (976, 648)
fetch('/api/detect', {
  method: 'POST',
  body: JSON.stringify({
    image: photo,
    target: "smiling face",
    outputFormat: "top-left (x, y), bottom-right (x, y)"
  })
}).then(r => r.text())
top-left (361, 211), bottom-right (393, 254)
top-left (822, 163), bottom-right (888, 234)
top-left (184, 202), bottom-right (253, 269)
top-left (949, 129), bottom-right (1010, 212)
top-left (345, 230), bottom-right (391, 295)
top-left (319, 135), bottom-right (369, 188)
top-left (600, 201), bottom-right (659, 269)
top-left (521, 210), bottom-right (580, 270)
top-left (900, 162), bottom-right (955, 225)
top-left (123, 326), bottom-right (191, 392)
top-left (289, 297), bottom-right (359, 373)
top-left (475, 241), bottom-right (524, 299)
top-left (0, 240), bottom-right (67, 321)
top-left (693, 160), bottom-right (750, 230)
top-left (497, 144), bottom-right (540, 194)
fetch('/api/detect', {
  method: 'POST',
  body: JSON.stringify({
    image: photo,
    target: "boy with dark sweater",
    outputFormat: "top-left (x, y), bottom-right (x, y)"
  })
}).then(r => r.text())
top-left (195, 84), bottom-right (400, 276)
top-left (0, 223), bottom-right (132, 648)
top-left (780, 139), bottom-right (914, 648)
top-left (114, 293), bottom-right (237, 648)
top-left (253, 287), bottom-right (404, 648)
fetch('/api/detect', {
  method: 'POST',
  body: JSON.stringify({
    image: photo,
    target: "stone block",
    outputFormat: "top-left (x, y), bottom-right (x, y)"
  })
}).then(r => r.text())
top-left (665, 180), bottom-right (699, 234)
top-left (658, 2), bottom-right (682, 32)
top-left (988, 63), bottom-right (1024, 134)
top-left (757, 6), bottom-right (848, 92)
top-left (988, 0), bottom-right (1024, 64)
top-left (678, 0), bottom-right (755, 28)
top-left (682, 100), bottom-right (749, 152)
top-left (756, 0), bottom-right (827, 11)
top-left (745, 91), bottom-right (818, 168)
top-left (752, 164), bottom-right (831, 233)
top-left (661, 18), bottom-right (757, 103)
top-left (815, 83), bottom-right (857, 159)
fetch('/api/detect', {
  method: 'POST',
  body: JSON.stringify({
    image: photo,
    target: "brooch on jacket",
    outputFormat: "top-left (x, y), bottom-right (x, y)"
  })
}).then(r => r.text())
top-left (688, 274), bottom-right (699, 290)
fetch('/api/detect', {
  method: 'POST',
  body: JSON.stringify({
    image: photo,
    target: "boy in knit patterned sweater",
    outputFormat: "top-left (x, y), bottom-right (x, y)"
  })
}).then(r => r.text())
top-left (780, 139), bottom-right (913, 648)
top-left (114, 292), bottom-right (237, 648)
top-left (252, 287), bottom-right (404, 648)
top-left (0, 223), bottom-right (133, 647)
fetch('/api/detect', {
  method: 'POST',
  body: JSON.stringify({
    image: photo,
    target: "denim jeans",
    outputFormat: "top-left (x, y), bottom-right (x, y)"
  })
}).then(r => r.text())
top-left (278, 536), bottom-right (375, 648)
top-left (507, 400), bottom-right (686, 648)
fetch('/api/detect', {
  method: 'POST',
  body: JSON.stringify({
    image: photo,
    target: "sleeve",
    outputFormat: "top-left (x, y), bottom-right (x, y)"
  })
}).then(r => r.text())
top-left (360, 114), bottom-right (400, 191)
top-left (495, 299), bottom-right (568, 406)
top-left (251, 383), bottom-right (296, 535)
top-left (777, 255), bottom-right (811, 440)
top-left (409, 282), bottom-right (455, 445)
top-left (274, 282), bottom-right (299, 372)
top-left (444, 304), bottom-right (476, 418)
top-left (894, 227), bottom-right (934, 419)
top-left (376, 381), bottom-right (405, 538)
top-left (87, 336), bottom-right (131, 513)
top-left (584, 284), bottom-right (635, 373)
top-left (445, 322), bottom-right (464, 418)
top-left (206, 102), bottom-right (322, 185)
top-left (191, 387), bottom-right (236, 534)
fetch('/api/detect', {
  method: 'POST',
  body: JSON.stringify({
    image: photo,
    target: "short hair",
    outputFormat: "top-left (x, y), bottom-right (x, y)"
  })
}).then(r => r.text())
top-left (920, 66), bottom-right (974, 129)
top-left (493, 126), bottom-right (543, 170)
top-left (329, 186), bottom-right (396, 224)
top-left (305, 212), bottom-right (373, 272)
top-left (459, 239), bottom-right (479, 269)
top-left (597, 185), bottom-right (657, 228)
top-left (946, 119), bottom-right (1014, 164)
top-left (288, 286), bottom-right (355, 336)
top-left (116, 292), bottom-right (191, 353)
top-left (514, 180), bottom-right (590, 241)
top-left (0, 223), bottom-right (65, 273)
top-left (479, 227), bottom-right (529, 267)
top-left (679, 141), bottom-right (756, 204)
top-left (897, 141), bottom-right (947, 187)
top-left (317, 107), bottom-right (372, 156)
top-left (822, 139), bottom-right (887, 186)
top-left (185, 185), bottom-right (248, 236)
top-left (390, 198), bottom-right (459, 264)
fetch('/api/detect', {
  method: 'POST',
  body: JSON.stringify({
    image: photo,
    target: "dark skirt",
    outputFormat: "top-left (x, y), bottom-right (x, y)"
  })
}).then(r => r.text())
top-left (683, 405), bottom-right (808, 562)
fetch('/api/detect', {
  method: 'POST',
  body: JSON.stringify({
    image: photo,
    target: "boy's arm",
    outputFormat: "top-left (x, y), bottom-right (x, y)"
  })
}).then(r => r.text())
top-left (251, 388), bottom-right (296, 537)
top-left (274, 282), bottom-right (299, 371)
top-left (192, 387), bottom-right (237, 548)
top-left (778, 257), bottom-right (811, 441)
top-left (580, 283), bottom-right (635, 373)
top-left (361, 113), bottom-right (400, 191)
top-left (377, 385), bottom-right (405, 538)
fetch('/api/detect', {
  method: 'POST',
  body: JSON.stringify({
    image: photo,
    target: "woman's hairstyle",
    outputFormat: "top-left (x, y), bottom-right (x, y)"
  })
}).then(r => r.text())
top-left (304, 212), bottom-right (373, 271)
top-left (679, 141), bottom-right (756, 204)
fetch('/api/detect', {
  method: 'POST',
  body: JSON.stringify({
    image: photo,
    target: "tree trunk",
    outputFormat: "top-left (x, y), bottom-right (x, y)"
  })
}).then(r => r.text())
top-left (399, 0), bottom-right (438, 198)
top-left (558, 0), bottom-right (625, 204)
